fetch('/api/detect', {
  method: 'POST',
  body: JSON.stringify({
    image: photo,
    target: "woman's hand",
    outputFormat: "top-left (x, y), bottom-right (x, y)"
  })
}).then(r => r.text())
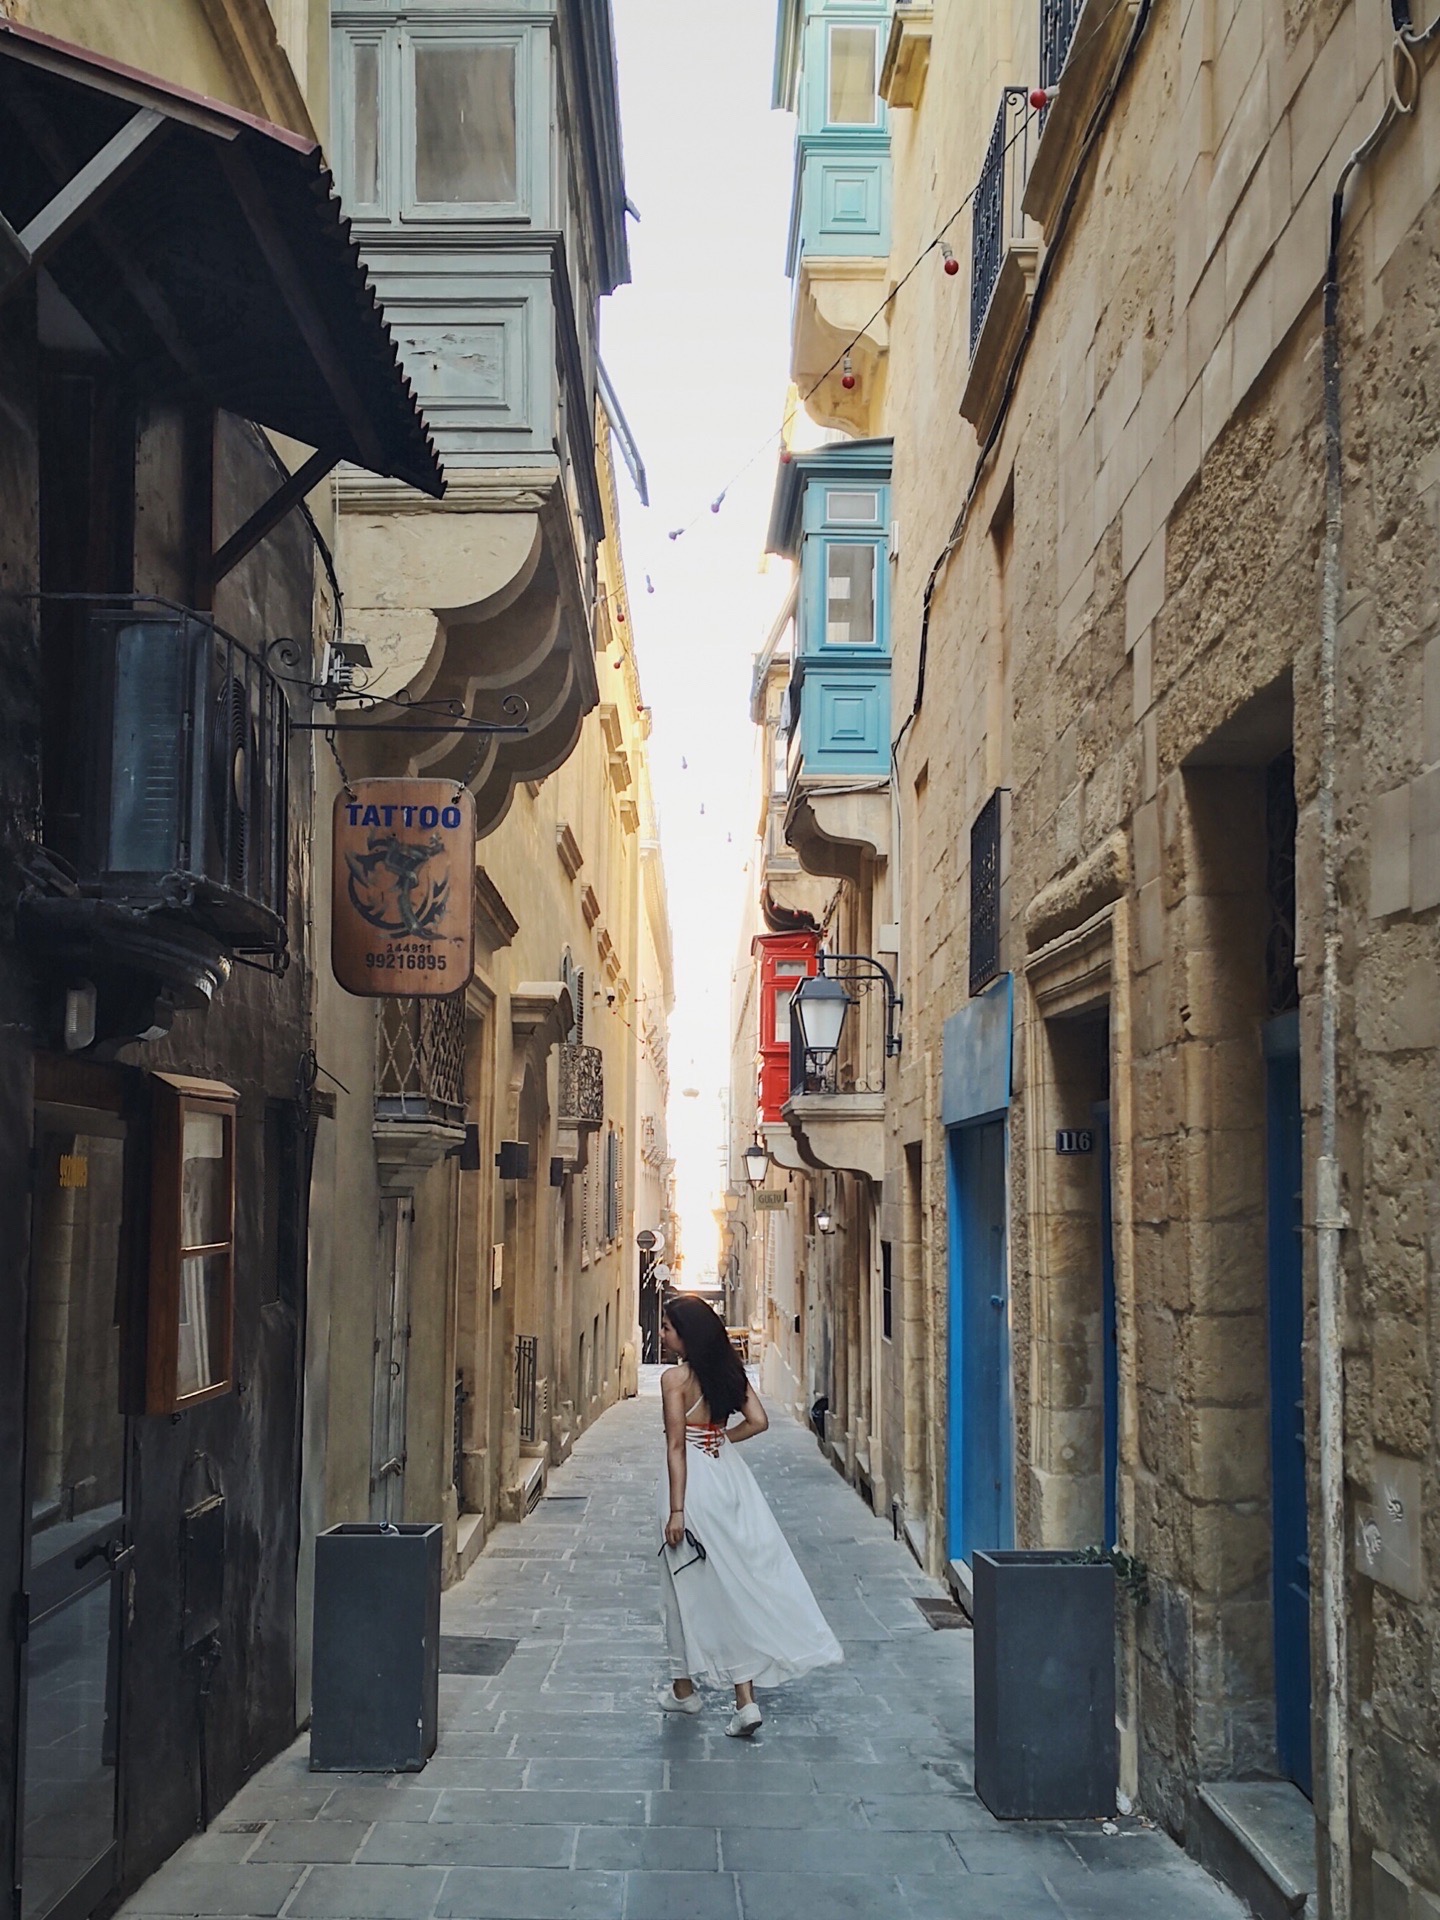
top-left (664, 1509), bottom-right (685, 1548)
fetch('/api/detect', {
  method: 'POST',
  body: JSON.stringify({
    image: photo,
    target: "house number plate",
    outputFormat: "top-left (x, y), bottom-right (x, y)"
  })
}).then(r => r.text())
top-left (1055, 1129), bottom-right (1094, 1155)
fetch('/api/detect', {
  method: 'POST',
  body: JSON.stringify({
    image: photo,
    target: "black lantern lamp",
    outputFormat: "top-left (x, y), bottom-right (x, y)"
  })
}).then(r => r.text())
top-left (792, 971), bottom-right (853, 1088)
top-left (742, 1141), bottom-right (770, 1189)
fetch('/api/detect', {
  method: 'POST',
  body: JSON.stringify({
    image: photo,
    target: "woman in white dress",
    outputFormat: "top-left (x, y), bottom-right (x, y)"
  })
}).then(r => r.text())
top-left (656, 1295), bottom-right (842, 1737)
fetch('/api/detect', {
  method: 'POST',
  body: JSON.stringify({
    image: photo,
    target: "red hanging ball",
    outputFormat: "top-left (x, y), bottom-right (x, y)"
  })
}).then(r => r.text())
top-left (943, 255), bottom-right (960, 276)
top-left (780, 448), bottom-right (793, 463)
top-left (1030, 87), bottom-right (1050, 110)
top-left (841, 371), bottom-right (857, 390)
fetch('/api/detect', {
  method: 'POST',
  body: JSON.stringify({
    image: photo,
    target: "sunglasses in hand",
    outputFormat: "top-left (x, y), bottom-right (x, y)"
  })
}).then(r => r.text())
top-left (657, 1528), bottom-right (708, 1573)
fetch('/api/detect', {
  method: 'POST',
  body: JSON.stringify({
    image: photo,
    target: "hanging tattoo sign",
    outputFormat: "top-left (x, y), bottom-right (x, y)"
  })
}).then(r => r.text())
top-left (332, 779), bottom-right (475, 996)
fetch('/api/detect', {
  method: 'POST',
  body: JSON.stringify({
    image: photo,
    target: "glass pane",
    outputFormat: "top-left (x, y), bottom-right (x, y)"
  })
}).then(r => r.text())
top-left (27, 1134), bottom-right (126, 1560)
top-left (827, 490), bottom-right (879, 523)
top-left (414, 43), bottom-right (517, 203)
top-left (21, 1583), bottom-right (117, 1920)
top-left (829, 26), bottom-right (877, 124)
top-left (109, 621), bottom-right (186, 871)
top-left (181, 1109), bottom-right (229, 1251)
top-left (825, 544), bottom-right (876, 645)
top-left (352, 40), bottom-right (381, 203)
top-left (176, 1253), bottom-right (228, 1399)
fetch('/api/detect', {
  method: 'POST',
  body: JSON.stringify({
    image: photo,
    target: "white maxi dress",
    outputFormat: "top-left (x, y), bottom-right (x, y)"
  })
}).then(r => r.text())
top-left (658, 1405), bottom-right (843, 1690)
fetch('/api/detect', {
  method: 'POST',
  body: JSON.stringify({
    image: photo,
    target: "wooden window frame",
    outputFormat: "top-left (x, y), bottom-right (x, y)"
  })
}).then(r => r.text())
top-left (146, 1073), bottom-right (239, 1414)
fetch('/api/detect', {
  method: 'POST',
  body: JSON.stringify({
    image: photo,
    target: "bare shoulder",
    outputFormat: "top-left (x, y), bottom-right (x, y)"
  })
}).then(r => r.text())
top-left (660, 1364), bottom-right (691, 1395)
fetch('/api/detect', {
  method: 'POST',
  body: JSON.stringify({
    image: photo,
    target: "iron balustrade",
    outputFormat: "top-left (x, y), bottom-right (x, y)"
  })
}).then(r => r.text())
top-left (969, 789), bottom-right (1003, 996)
top-left (970, 88), bottom-right (1036, 355)
top-left (33, 593), bottom-right (289, 954)
top-left (1040, 0), bottom-right (1084, 93)
top-left (515, 1335), bottom-right (539, 1444)
top-left (375, 993), bottom-right (466, 1125)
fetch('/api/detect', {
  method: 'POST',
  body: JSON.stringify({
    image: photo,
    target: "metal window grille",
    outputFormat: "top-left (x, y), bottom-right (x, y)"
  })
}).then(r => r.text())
top-left (970, 88), bottom-right (1035, 355)
top-left (881, 1240), bottom-right (893, 1341)
top-left (375, 993), bottom-right (466, 1125)
top-left (1039, 0), bottom-right (1084, 92)
top-left (969, 790), bottom-right (1003, 996)
top-left (452, 1373), bottom-right (466, 1497)
top-left (1265, 750), bottom-right (1299, 1016)
top-left (558, 1043), bottom-right (604, 1129)
top-left (515, 1335), bottom-right (538, 1443)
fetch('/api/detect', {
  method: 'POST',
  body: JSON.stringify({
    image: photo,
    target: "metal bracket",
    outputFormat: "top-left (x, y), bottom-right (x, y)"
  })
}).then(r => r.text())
top-left (820, 951), bottom-right (905, 1056)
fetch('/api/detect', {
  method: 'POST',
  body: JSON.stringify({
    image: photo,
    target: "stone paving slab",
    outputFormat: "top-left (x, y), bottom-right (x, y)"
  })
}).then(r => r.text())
top-left (118, 1373), bottom-right (1245, 1920)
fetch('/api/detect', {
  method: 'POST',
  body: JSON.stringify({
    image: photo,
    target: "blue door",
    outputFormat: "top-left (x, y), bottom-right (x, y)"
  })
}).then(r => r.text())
top-left (1094, 1103), bottom-right (1118, 1547)
top-left (947, 1120), bottom-right (1012, 1567)
top-left (1266, 1013), bottom-right (1312, 1797)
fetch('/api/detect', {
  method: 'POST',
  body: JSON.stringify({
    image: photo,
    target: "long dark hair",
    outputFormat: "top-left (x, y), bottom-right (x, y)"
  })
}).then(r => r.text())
top-left (665, 1295), bottom-right (748, 1424)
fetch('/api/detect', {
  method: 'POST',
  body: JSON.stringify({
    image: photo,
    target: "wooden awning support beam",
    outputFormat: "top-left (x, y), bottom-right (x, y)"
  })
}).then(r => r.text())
top-left (0, 104), bottom-right (167, 300)
top-left (209, 445), bottom-right (338, 586)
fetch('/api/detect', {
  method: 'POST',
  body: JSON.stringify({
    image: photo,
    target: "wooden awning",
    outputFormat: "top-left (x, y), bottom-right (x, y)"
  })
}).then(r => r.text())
top-left (0, 20), bottom-right (443, 498)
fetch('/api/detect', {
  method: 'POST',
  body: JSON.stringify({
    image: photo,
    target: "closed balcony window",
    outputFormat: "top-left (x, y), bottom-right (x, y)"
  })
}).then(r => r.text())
top-left (350, 40), bottom-right (382, 206)
top-left (413, 42), bottom-right (517, 205)
top-left (825, 543), bottom-right (876, 645)
top-left (828, 25), bottom-right (879, 126)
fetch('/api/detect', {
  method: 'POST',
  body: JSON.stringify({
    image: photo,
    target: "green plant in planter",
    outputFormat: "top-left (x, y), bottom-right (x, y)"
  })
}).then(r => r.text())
top-left (1075, 1544), bottom-right (1150, 1607)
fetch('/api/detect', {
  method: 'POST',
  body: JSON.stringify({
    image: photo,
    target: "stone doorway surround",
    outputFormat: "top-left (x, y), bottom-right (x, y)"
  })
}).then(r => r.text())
top-left (1021, 841), bottom-right (1139, 1801)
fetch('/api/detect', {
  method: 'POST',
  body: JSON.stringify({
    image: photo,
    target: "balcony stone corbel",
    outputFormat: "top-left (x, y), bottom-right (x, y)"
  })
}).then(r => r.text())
top-left (335, 480), bottom-right (598, 839)
top-left (792, 259), bottom-right (890, 435)
top-left (786, 784), bottom-right (891, 885)
top-left (782, 1089), bottom-right (887, 1184)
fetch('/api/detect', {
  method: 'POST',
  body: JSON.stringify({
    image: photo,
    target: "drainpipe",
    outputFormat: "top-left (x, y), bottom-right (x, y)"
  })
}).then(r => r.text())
top-left (1315, 167), bottom-right (1353, 1920)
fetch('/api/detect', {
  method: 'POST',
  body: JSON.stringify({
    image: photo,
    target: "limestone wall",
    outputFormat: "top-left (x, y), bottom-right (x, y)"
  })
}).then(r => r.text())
top-left (871, 0), bottom-right (1440, 1894)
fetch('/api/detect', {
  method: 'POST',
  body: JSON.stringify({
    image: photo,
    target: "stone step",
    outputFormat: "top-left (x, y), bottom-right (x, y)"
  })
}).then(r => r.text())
top-left (1193, 1779), bottom-right (1319, 1920)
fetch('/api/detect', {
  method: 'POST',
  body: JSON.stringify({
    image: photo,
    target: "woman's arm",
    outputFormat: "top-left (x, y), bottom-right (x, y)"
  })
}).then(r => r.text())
top-left (725, 1383), bottom-right (770, 1445)
top-left (661, 1367), bottom-right (689, 1545)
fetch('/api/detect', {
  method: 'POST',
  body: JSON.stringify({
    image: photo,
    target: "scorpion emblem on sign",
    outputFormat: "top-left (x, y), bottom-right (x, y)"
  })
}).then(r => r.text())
top-left (346, 831), bottom-right (450, 939)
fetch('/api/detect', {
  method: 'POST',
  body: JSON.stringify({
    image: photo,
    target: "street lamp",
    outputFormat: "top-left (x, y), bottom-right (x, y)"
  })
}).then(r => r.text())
top-left (792, 970), bottom-right (853, 1086)
top-left (742, 1141), bottom-right (770, 1189)
top-left (815, 1208), bottom-right (836, 1234)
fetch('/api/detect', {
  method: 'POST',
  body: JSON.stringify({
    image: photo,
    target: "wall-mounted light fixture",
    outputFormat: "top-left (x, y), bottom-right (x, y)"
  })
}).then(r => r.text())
top-left (742, 1141), bottom-right (770, 1189)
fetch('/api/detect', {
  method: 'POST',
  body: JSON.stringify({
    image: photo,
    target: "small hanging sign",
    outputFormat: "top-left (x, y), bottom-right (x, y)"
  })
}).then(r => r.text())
top-left (1055, 1128), bottom-right (1094, 1155)
top-left (332, 779), bottom-right (475, 997)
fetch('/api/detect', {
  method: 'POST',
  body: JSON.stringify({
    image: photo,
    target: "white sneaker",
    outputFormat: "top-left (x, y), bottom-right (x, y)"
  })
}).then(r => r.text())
top-left (658, 1684), bottom-right (702, 1714)
top-left (725, 1702), bottom-right (763, 1738)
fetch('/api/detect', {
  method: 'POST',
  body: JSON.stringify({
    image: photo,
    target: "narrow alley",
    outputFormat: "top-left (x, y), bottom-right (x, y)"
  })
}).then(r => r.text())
top-left (117, 1380), bottom-right (1243, 1920)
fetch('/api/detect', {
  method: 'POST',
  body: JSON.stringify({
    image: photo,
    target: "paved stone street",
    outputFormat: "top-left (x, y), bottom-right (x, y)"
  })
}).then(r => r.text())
top-left (121, 1378), bottom-right (1244, 1920)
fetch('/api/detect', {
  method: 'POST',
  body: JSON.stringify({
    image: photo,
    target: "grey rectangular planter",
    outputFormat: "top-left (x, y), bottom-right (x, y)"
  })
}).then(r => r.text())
top-left (973, 1549), bottom-right (1117, 1819)
top-left (310, 1522), bottom-right (442, 1772)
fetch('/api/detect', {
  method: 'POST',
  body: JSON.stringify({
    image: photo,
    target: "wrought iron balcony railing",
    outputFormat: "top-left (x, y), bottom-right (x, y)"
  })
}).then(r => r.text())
top-left (1040, 0), bottom-right (1084, 93)
top-left (559, 1042), bottom-right (604, 1130)
top-left (375, 993), bottom-right (466, 1127)
top-left (34, 594), bottom-right (289, 954)
top-left (971, 88), bottom-right (1036, 355)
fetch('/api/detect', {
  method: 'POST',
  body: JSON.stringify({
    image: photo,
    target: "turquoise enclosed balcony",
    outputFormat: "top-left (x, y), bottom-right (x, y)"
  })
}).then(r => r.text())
top-left (767, 440), bottom-right (893, 882)
top-left (774, 0), bottom-right (894, 434)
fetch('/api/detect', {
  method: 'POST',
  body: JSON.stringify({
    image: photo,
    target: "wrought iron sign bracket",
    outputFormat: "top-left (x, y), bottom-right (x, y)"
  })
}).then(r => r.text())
top-left (819, 952), bottom-right (904, 1057)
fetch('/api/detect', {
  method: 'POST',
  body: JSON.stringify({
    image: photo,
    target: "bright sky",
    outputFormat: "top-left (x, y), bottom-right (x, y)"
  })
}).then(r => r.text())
top-left (601, 0), bottom-right (796, 1279)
